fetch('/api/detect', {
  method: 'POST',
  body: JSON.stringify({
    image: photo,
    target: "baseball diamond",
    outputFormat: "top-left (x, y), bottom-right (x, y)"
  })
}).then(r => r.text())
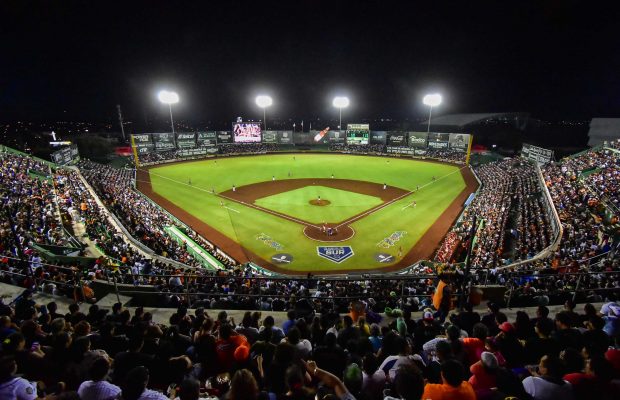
top-left (136, 153), bottom-right (478, 274)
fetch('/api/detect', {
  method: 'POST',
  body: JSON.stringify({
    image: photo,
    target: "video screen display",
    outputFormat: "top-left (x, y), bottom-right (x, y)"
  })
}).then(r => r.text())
top-left (346, 131), bottom-right (369, 145)
top-left (233, 123), bottom-right (262, 143)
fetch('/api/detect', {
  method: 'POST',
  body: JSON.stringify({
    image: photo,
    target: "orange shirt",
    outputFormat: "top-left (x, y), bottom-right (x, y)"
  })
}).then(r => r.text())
top-left (433, 280), bottom-right (446, 310)
top-left (422, 381), bottom-right (476, 400)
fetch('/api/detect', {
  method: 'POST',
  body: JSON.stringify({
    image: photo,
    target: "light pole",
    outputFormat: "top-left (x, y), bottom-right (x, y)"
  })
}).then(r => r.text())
top-left (255, 95), bottom-right (273, 130)
top-left (158, 90), bottom-right (180, 134)
top-left (332, 96), bottom-right (350, 132)
top-left (423, 93), bottom-right (442, 133)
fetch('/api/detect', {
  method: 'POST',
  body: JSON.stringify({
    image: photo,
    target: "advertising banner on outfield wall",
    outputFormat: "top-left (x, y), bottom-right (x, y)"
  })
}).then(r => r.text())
top-left (262, 131), bottom-right (277, 143)
top-left (328, 130), bottom-right (345, 143)
top-left (176, 132), bottom-right (197, 149)
top-left (216, 131), bottom-right (233, 144)
top-left (388, 132), bottom-right (407, 146)
top-left (386, 146), bottom-right (414, 155)
top-left (448, 133), bottom-right (470, 151)
top-left (370, 131), bottom-right (387, 145)
top-left (294, 132), bottom-right (313, 144)
top-left (152, 132), bottom-right (176, 152)
top-left (427, 133), bottom-right (450, 149)
top-left (408, 132), bottom-right (428, 148)
top-left (196, 132), bottom-right (217, 147)
top-left (277, 131), bottom-right (293, 144)
top-left (132, 134), bottom-right (155, 154)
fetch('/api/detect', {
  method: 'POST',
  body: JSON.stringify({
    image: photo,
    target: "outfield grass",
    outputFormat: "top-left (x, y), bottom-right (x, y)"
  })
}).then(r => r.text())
top-left (254, 185), bottom-right (383, 224)
top-left (147, 154), bottom-right (465, 272)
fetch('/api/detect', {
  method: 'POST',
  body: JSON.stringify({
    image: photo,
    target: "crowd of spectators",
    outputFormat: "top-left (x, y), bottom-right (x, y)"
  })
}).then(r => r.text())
top-left (3, 286), bottom-right (620, 399)
top-left (77, 160), bottom-right (235, 270)
top-left (435, 159), bottom-right (552, 268)
top-left (423, 149), bottom-right (467, 164)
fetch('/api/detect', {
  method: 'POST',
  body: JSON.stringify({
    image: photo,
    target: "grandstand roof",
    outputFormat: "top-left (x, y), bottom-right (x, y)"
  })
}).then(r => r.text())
top-left (424, 112), bottom-right (530, 130)
top-left (588, 118), bottom-right (620, 147)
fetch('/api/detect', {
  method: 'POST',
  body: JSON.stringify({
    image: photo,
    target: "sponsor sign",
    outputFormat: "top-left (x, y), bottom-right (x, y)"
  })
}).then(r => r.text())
top-left (317, 246), bottom-right (354, 263)
top-left (197, 132), bottom-right (217, 147)
top-left (427, 132), bottom-right (450, 149)
top-left (408, 132), bottom-right (428, 148)
top-left (152, 132), bottom-right (176, 151)
top-left (271, 253), bottom-right (294, 264)
top-left (216, 131), bottom-right (233, 144)
top-left (377, 231), bottom-right (407, 249)
top-left (328, 130), bottom-right (345, 143)
top-left (132, 134), bottom-right (151, 143)
top-left (51, 144), bottom-right (80, 165)
top-left (448, 133), bottom-right (469, 151)
top-left (522, 143), bottom-right (554, 165)
top-left (347, 123), bottom-right (370, 130)
top-left (374, 253), bottom-right (395, 263)
top-left (388, 132), bottom-right (407, 146)
top-left (176, 132), bottom-right (197, 149)
top-left (370, 131), bottom-right (387, 145)
top-left (255, 233), bottom-right (284, 251)
top-left (278, 131), bottom-right (293, 144)
top-left (262, 131), bottom-right (278, 143)
top-left (386, 146), bottom-right (414, 155)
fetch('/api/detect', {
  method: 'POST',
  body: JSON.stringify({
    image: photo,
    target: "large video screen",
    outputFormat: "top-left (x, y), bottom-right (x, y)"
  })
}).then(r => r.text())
top-left (233, 123), bottom-right (262, 143)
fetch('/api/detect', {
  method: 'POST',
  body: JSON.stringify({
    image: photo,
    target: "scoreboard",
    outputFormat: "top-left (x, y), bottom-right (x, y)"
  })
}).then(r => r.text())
top-left (51, 144), bottom-right (80, 165)
top-left (346, 123), bottom-right (370, 145)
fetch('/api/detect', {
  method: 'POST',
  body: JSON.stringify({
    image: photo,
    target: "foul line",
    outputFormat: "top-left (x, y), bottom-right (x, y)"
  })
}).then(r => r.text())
top-left (224, 206), bottom-right (240, 214)
top-left (334, 165), bottom-right (468, 229)
top-left (141, 168), bottom-right (321, 229)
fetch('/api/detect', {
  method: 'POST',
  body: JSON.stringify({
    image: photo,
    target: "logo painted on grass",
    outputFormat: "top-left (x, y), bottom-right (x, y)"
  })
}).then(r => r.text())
top-left (317, 246), bottom-right (354, 263)
top-left (255, 233), bottom-right (284, 251)
top-left (374, 253), bottom-right (395, 263)
top-left (377, 231), bottom-right (407, 249)
top-left (271, 254), bottom-right (294, 264)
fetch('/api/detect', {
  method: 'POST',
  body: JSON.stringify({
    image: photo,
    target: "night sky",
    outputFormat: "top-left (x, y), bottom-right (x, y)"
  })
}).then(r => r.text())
top-left (2, 1), bottom-right (619, 124)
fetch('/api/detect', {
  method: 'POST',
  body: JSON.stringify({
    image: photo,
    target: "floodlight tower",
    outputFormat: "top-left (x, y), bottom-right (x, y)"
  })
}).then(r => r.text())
top-left (332, 96), bottom-right (350, 132)
top-left (158, 90), bottom-right (180, 134)
top-left (255, 95), bottom-right (273, 130)
top-left (423, 93), bottom-right (442, 133)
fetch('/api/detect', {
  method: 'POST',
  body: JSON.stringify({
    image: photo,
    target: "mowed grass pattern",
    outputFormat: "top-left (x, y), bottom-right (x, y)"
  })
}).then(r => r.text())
top-left (147, 154), bottom-right (465, 272)
top-left (254, 185), bottom-right (383, 224)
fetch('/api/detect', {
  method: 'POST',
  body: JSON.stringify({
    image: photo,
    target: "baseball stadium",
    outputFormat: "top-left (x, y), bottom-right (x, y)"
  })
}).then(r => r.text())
top-left (3, 2), bottom-right (620, 397)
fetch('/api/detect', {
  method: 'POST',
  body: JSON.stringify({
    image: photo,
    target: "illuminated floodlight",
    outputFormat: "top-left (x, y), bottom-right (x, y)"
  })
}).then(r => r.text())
top-left (332, 96), bottom-right (350, 131)
top-left (423, 93), bottom-right (442, 133)
top-left (158, 90), bottom-right (179, 133)
top-left (423, 93), bottom-right (442, 107)
top-left (158, 90), bottom-right (179, 105)
top-left (332, 96), bottom-right (350, 109)
top-left (255, 95), bottom-right (273, 108)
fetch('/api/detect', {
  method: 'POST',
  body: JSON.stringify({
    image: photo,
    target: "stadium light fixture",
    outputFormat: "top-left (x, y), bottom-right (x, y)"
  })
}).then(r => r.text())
top-left (158, 90), bottom-right (180, 134)
top-left (332, 96), bottom-right (350, 132)
top-left (255, 95), bottom-right (273, 130)
top-left (423, 93), bottom-right (442, 134)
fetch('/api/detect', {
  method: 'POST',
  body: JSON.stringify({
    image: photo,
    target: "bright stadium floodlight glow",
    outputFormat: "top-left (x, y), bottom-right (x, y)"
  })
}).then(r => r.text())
top-left (332, 96), bottom-right (350, 131)
top-left (423, 93), bottom-right (442, 107)
top-left (423, 93), bottom-right (442, 133)
top-left (158, 90), bottom-right (179, 105)
top-left (158, 90), bottom-right (180, 133)
top-left (255, 95), bottom-right (273, 130)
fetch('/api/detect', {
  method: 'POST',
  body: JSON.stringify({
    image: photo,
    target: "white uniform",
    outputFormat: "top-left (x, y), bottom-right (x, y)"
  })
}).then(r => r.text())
top-left (0, 377), bottom-right (37, 400)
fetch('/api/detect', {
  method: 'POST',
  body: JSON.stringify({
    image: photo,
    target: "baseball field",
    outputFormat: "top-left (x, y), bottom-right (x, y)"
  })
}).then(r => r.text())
top-left (136, 153), bottom-right (477, 274)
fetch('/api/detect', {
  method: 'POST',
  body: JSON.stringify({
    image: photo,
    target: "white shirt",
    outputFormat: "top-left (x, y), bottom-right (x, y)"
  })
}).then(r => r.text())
top-left (0, 377), bottom-right (37, 400)
top-left (522, 376), bottom-right (574, 400)
top-left (77, 380), bottom-right (121, 400)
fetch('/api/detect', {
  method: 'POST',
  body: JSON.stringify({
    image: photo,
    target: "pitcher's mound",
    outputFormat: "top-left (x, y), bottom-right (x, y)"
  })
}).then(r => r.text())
top-left (309, 199), bottom-right (331, 206)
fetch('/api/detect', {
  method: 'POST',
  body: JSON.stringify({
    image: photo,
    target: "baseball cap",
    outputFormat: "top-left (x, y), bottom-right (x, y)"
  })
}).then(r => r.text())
top-left (423, 311), bottom-right (434, 321)
top-left (498, 322), bottom-right (515, 333)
